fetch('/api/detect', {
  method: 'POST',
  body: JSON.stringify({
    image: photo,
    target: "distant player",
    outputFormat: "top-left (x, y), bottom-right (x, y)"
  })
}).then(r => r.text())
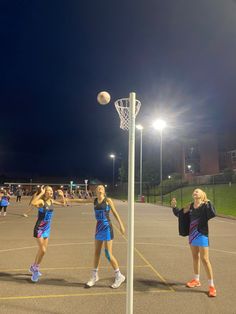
top-left (0, 190), bottom-right (10, 216)
top-left (85, 185), bottom-right (126, 289)
top-left (172, 188), bottom-right (217, 297)
top-left (29, 186), bottom-right (66, 282)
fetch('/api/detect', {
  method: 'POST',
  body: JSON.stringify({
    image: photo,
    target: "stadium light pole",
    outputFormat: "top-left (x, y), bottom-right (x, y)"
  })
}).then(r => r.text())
top-left (110, 154), bottom-right (116, 188)
top-left (153, 119), bottom-right (167, 205)
top-left (136, 124), bottom-right (143, 199)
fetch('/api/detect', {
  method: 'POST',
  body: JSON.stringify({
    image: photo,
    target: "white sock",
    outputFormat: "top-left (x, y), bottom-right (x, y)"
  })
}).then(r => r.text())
top-left (208, 279), bottom-right (214, 287)
top-left (194, 274), bottom-right (200, 281)
top-left (115, 268), bottom-right (121, 278)
top-left (92, 268), bottom-right (98, 277)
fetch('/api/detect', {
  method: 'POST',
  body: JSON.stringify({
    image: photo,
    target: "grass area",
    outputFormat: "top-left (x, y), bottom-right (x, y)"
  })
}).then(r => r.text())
top-left (109, 183), bottom-right (236, 217)
top-left (151, 184), bottom-right (236, 217)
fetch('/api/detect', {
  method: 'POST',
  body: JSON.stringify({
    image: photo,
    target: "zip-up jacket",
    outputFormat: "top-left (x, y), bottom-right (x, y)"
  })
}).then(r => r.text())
top-left (172, 201), bottom-right (216, 237)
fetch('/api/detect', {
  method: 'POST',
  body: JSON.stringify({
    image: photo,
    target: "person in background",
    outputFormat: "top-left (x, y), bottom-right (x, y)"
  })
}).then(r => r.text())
top-left (0, 190), bottom-right (11, 216)
top-left (16, 187), bottom-right (23, 202)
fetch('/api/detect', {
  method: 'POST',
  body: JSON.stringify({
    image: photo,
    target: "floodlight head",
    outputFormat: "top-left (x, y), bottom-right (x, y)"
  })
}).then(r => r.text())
top-left (153, 119), bottom-right (167, 131)
top-left (136, 124), bottom-right (143, 130)
top-left (110, 154), bottom-right (115, 159)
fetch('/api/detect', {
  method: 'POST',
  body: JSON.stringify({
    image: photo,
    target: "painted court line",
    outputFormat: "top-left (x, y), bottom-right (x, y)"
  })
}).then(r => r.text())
top-left (0, 289), bottom-right (172, 301)
top-left (0, 265), bottom-right (149, 272)
top-left (0, 241), bottom-right (126, 253)
top-left (136, 242), bottom-right (236, 256)
top-left (113, 225), bottom-right (174, 292)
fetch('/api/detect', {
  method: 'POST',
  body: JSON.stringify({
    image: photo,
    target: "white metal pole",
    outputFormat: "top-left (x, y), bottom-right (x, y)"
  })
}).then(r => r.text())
top-left (113, 158), bottom-right (115, 188)
top-left (160, 130), bottom-right (163, 204)
top-left (140, 128), bottom-right (143, 197)
top-left (85, 180), bottom-right (88, 194)
top-left (126, 92), bottom-right (136, 314)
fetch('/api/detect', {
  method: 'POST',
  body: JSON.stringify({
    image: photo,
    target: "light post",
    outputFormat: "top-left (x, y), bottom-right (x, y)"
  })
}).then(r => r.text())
top-left (109, 154), bottom-right (116, 188)
top-left (85, 179), bottom-right (88, 195)
top-left (136, 124), bottom-right (143, 200)
top-left (153, 119), bottom-right (167, 204)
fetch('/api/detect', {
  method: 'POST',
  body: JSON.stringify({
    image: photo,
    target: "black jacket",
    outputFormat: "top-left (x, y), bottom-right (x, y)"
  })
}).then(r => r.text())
top-left (172, 201), bottom-right (216, 237)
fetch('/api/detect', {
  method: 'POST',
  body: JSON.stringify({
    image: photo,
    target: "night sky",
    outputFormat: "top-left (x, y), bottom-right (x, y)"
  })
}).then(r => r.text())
top-left (1, 0), bottom-right (236, 182)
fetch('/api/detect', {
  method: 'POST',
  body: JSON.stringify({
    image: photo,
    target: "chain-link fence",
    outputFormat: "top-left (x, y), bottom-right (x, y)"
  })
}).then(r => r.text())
top-left (108, 174), bottom-right (236, 216)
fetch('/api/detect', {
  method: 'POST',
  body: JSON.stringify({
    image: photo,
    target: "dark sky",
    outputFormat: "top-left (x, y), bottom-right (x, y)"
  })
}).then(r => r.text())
top-left (1, 0), bottom-right (236, 182)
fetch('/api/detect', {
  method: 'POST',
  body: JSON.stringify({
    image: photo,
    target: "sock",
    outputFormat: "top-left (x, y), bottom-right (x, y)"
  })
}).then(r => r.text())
top-left (194, 274), bottom-right (200, 281)
top-left (208, 279), bottom-right (214, 287)
top-left (92, 268), bottom-right (98, 277)
top-left (33, 263), bottom-right (39, 270)
top-left (115, 268), bottom-right (121, 278)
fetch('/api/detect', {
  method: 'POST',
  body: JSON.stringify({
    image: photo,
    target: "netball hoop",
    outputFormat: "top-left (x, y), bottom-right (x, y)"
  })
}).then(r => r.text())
top-left (114, 97), bottom-right (141, 131)
top-left (115, 92), bottom-right (141, 314)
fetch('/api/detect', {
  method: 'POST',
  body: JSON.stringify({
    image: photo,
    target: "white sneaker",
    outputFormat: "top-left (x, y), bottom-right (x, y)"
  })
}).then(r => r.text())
top-left (111, 274), bottom-right (125, 289)
top-left (3, 212), bottom-right (6, 216)
top-left (85, 274), bottom-right (99, 288)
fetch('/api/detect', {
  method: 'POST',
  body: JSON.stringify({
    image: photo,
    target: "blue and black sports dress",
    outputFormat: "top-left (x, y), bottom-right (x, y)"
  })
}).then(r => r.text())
top-left (94, 198), bottom-right (114, 241)
top-left (33, 201), bottom-right (54, 239)
top-left (0, 196), bottom-right (10, 208)
top-left (189, 205), bottom-right (209, 247)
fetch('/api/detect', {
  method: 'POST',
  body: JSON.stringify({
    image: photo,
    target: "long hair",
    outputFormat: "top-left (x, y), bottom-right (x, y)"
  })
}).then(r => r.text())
top-left (193, 188), bottom-right (209, 204)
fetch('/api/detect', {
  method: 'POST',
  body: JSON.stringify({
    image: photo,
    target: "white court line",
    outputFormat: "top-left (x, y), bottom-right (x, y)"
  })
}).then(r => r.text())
top-left (0, 289), bottom-right (172, 301)
top-left (0, 241), bottom-right (127, 253)
top-left (136, 242), bottom-right (236, 255)
top-left (0, 265), bottom-right (149, 273)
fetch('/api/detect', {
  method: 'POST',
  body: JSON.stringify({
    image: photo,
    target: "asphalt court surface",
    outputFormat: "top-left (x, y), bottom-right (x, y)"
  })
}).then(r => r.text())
top-left (0, 197), bottom-right (236, 313)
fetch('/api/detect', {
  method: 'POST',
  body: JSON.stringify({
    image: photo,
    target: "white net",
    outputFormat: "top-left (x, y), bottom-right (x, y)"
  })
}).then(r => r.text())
top-left (114, 98), bottom-right (141, 130)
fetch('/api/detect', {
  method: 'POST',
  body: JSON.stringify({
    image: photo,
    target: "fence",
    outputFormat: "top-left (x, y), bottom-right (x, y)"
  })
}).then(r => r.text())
top-left (108, 174), bottom-right (236, 216)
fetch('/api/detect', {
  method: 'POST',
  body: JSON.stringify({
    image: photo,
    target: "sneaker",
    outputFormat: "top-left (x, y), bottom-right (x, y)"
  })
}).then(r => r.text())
top-left (3, 212), bottom-right (6, 216)
top-left (31, 270), bottom-right (41, 282)
top-left (111, 274), bottom-right (126, 289)
top-left (29, 265), bottom-right (42, 276)
top-left (85, 274), bottom-right (99, 288)
top-left (209, 286), bottom-right (217, 297)
top-left (186, 279), bottom-right (201, 288)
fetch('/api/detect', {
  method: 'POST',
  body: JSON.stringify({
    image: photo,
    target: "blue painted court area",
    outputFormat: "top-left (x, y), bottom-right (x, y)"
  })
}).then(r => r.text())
top-left (0, 198), bottom-right (235, 314)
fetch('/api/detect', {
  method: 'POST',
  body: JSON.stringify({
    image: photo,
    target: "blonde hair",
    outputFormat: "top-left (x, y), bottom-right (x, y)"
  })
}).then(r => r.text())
top-left (42, 186), bottom-right (53, 199)
top-left (193, 188), bottom-right (209, 204)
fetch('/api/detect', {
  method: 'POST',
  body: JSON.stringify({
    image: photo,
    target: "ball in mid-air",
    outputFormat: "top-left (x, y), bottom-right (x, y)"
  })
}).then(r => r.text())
top-left (97, 91), bottom-right (111, 105)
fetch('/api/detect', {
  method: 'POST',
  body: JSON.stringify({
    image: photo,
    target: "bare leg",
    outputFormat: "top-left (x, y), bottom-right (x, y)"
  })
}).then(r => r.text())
top-left (93, 240), bottom-right (103, 269)
top-left (190, 245), bottom-right (200, 275)
top-left (199, 247), bottom-right (214, 280)
top-left (34, 238), bottom-right (49, 265)
top-left (104, 240), bottom-right (119, 270)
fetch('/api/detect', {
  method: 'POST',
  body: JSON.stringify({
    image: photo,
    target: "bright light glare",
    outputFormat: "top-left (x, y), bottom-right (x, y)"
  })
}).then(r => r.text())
top-left (136, 124), bottom-right (143, 130)
top-left (152, 119), bottom-right (167, 131)
top-left (110, 154), bottom-right (115, 159)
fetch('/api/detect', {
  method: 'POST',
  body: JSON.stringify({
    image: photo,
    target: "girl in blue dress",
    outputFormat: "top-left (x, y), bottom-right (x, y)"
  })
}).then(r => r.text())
top-left (29, 185), bottom-right (65, 282)
top-left (0, 190), bottom-right (10, 216)
top-left (172, 188), bottom-right (217, 297)
top-left (86, 185), bottom-right (125, 289)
